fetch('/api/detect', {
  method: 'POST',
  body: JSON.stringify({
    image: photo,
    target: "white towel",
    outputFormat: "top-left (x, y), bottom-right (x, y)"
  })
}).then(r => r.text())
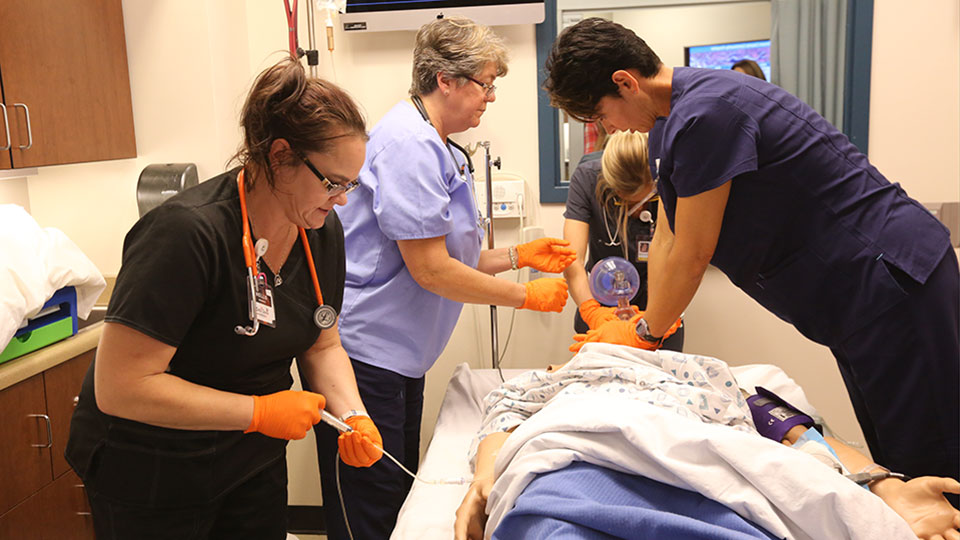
top-left (1, 204), bottom-right (105, 350)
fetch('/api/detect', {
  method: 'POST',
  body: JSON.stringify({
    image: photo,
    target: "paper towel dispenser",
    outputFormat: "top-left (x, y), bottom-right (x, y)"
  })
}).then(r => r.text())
top-left (136, 163), bottom-right (199, 217)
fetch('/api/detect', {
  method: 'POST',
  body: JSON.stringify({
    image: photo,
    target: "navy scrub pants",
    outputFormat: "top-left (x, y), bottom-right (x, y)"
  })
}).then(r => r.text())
top-left (314, 358), bottom-right (425, 540)
top-left (830, 249), bottom-right (959, 492)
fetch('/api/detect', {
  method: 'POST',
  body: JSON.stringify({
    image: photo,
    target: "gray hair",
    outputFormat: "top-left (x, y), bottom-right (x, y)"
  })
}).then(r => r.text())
top-left (409, 16), bottom-right (509, 96)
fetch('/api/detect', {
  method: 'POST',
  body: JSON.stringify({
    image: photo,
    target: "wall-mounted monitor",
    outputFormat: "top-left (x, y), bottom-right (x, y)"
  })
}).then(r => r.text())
top-left (341, 0), bottom-right (545, 32)
top-left (684, 39), bottom-right (771, 81)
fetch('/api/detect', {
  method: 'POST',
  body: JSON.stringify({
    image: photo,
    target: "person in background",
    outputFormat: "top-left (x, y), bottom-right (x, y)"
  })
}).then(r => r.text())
top-left (563, 129), bottom-right (684, 351)
top-left (545, 17), bottom-right (959, 494)
top-left (314, 17), bottom-right (575, 539)
top-left (731, 58), bottom-right (767, 80)
top-left (65, 58), bottom-right (383, 539)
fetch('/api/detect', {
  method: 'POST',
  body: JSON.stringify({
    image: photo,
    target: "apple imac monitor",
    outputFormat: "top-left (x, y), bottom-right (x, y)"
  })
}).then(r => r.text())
top-left (341, 0), bottom-right (545, 32)
top-left (684, 39), bottom-right (771, 81)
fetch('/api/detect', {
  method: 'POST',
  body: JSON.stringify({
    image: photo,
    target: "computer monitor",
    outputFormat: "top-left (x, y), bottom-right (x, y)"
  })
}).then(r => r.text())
top-left (341, 0), bottom-right (545, 32)
top-left (684, 39), bottom-right (771, 81)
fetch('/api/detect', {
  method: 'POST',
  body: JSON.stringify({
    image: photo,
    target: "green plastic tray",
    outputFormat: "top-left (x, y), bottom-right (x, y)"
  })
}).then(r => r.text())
top-left (0, 317), bottom-right (76, 364)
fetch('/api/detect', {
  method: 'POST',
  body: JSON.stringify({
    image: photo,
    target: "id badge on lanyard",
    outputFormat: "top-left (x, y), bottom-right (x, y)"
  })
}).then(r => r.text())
top-left (635, 220), bottom-right (655, 263)
top-left (254, 272), bottom-right (276, 327)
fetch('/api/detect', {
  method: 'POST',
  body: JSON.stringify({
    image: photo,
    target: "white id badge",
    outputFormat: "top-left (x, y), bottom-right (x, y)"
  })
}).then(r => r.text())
top-left (636, 239), bottom-right (651, 261)
top-left (254, 273), bottom-right (276, 327)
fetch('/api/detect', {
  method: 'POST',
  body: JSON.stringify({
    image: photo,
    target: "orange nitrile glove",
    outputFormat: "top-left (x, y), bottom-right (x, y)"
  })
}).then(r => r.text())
top-left (515, 238), bottom-right (577, 273)
top-left (568, 314), bottom-right (683, 353)
top-left (520, 278), bottom-right (569, 312)
top-left (570, 314), bottom-right (647, 353)
top-left (244, 390), bottom-right (326, 440)
top-left (578, 299), bottom-right (641, 330)
top-left (338, 415), bottom-right (384, 468)
top-left (663, 316), bottom-right (684, 339)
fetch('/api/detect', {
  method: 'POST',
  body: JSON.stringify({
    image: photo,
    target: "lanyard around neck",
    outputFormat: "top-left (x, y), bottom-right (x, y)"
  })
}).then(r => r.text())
top-left (237, 169), bottom-right (325, 308)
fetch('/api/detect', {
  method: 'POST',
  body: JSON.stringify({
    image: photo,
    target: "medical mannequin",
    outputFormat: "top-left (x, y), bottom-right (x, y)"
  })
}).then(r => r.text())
top-left (454, 354), bottom-right (960, 540)
top-left (545, 18), bottom-right (959, 491)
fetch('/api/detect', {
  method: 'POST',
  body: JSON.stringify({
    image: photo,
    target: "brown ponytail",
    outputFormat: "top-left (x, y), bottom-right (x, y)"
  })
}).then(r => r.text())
top-left (229, 56), bottom-right (367, 189)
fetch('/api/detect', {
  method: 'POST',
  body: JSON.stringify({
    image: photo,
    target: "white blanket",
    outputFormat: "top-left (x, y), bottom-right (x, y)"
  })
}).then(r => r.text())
top-left (1, 204), bottom-right (105, 350)
top-left (486, 345), bottom-right (915, 540)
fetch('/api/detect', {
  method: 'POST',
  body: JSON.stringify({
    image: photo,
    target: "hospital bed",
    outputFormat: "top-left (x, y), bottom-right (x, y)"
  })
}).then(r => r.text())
top-left (391, 354), bottom-right (916, 540)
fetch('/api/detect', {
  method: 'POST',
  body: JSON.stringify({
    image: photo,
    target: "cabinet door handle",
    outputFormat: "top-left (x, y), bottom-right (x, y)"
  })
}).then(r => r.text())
top-left (74, 484), bottom-right (92, 515)
top-left (0, 104), bottom-right (10, 151)
top-left (13, 103), bottom-right (32, 150)
top-left (28, 413), bottom-right (53, 448)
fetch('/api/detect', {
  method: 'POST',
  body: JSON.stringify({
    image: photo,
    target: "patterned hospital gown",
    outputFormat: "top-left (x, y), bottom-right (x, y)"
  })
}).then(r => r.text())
top-left (471, 344), bottom-right (756, 464)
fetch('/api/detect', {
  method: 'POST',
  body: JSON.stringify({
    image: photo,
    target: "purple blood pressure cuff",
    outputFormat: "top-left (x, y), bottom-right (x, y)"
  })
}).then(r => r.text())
top-left (747, 386), bottom-right (820, 443)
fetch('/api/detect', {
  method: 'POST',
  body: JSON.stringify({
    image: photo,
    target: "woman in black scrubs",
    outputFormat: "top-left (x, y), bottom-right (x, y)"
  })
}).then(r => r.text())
top-left (65, 58), bottom-right (383, 539)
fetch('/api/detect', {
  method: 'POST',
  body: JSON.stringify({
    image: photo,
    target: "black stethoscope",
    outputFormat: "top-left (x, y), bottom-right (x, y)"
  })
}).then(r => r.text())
top-left (411, 94), bottom-right (486, 235)
top-left (411, 95), bottom-right (475, 176)
top-left (234, 169), bottom-right (336, 336)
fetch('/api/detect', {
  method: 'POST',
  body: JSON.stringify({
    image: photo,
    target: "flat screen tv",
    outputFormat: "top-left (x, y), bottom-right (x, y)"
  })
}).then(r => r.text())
top-left (684, 39), bottom-right (771, 81)
top-left (341, 0), bottom-right (545, 32)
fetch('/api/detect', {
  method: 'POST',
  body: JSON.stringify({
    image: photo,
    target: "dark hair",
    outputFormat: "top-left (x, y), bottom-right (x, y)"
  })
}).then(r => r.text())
top-left (544, 18), bottom-right (662, 122)
top-left (230, 57), bottom-right (367, 189)
top-left (731, 59), bottom-right (766, 81)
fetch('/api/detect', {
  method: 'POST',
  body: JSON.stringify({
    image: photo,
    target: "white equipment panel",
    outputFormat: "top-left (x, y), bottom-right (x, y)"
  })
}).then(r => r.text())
top-left (474, 179), bottom-right (525, 218)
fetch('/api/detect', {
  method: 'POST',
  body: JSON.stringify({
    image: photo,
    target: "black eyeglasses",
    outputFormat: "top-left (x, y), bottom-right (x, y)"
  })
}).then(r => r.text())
top-left (464, 75), bottom-right (496, 97)
top-left (295, 150), bottom-right (359, 196)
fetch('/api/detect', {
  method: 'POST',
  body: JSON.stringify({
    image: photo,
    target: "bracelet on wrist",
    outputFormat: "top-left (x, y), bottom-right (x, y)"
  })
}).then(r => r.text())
top-left (508, 246), bottom-right (519, 271)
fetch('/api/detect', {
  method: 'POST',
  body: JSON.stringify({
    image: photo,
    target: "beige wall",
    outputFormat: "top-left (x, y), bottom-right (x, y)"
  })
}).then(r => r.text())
top-left (869, 0), bottom-right (960, 203)
top-left (1, 0), bottom-right (956, 509)
top-left (0, 176), bottom-right (30, 210)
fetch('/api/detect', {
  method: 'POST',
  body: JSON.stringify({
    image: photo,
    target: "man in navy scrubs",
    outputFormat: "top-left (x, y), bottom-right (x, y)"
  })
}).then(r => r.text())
top-left (546, 18), bottom-right (958, 491)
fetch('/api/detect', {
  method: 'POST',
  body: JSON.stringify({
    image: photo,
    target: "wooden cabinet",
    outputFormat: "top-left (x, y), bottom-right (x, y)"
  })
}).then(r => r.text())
top-left (0, 470), bottom-right (93, 540)
top-left (0, 374), bottom-right (51, 516)
top-left (0, 0), bottom-right (136, 169)
top-left (0, 351), bottom-right (96, 538)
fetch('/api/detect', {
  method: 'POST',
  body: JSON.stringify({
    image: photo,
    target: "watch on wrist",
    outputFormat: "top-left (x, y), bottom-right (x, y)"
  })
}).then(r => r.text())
top-left (634, 317), bottom-right (664, 346)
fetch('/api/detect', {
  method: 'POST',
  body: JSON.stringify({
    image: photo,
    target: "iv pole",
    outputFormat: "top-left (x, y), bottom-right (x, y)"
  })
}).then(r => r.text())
top-left (481, 142), bottom-right (502, 370)
top-left (305, 2), bottom-right (318, 78)
top-left (285, 0), bottom-right (320, 76)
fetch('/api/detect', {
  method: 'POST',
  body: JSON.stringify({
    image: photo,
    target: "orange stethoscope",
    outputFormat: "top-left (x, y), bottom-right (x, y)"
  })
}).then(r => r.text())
top-left (234, 169), bottom-right (337, 336)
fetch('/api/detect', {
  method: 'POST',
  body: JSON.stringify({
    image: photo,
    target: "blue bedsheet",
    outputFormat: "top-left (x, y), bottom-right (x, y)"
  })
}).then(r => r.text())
top-left (492, 462), bottom-right (781, 540)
